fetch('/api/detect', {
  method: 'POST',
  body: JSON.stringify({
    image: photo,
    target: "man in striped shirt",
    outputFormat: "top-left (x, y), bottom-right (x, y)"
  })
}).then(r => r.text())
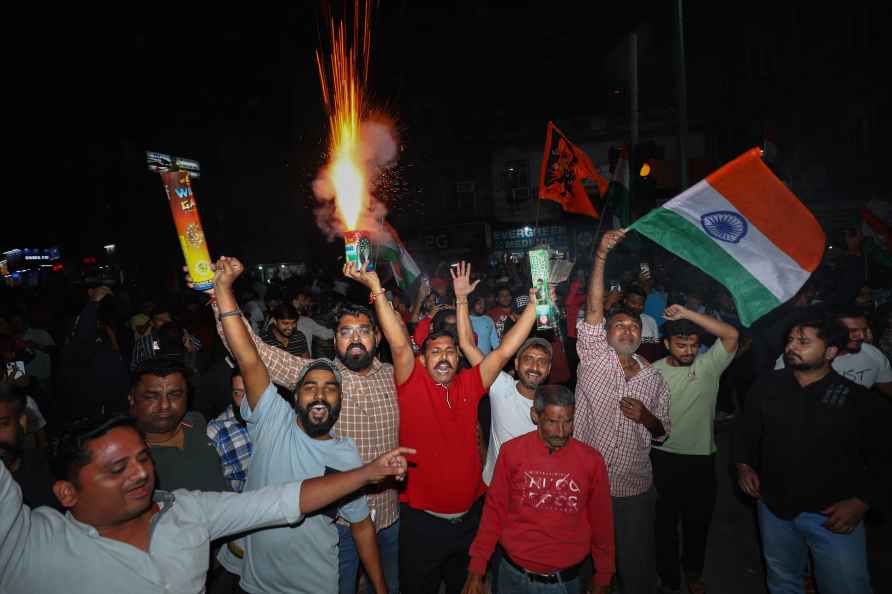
top-left (260, 303), bottom-right (310, 358)
top-left (574, 229), bottom-right (671, 594)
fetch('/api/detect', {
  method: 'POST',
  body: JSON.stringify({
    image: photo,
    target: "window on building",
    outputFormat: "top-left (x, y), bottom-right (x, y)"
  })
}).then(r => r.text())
top-left (504, 160), bottom-right (530, 203)
top-left (455, 181), bottom-right (476, 213)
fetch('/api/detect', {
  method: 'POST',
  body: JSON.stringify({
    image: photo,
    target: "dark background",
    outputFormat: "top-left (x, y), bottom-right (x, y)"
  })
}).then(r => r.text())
top-left (4, 2), bottom-right (890, 286)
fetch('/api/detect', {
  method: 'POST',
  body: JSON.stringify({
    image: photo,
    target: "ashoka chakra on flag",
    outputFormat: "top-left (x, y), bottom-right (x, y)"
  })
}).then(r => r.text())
top-left (629, 148), bottom-right (825, 327)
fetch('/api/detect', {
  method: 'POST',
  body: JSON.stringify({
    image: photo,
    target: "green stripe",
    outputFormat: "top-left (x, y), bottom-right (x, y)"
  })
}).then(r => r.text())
top-left (629, 208), bottom-right (780, 327)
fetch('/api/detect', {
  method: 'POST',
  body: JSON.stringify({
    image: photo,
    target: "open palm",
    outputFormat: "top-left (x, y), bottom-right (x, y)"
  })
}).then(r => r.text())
top-left (451, 261), bottom-right (480, 298)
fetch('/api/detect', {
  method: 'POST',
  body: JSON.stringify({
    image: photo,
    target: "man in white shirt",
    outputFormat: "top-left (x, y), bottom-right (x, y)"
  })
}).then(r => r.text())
top-left (775, 309), bottom-right (892, 396)
top-left (623, 286), bottom-right (659, 343)
top-left (292, 289), bottom-right (335, 357)
top-left (452, 263), bottom-right (547, 484)
top-left (0, 415), bottom-right (411, 594)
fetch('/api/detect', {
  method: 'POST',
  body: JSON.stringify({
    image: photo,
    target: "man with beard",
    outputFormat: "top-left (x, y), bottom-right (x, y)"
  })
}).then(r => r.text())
top-left (212, 256), bottom-right (390, 594)
top-left (198, 257), bottom-right (401, 594)
top-left (128, 357), bottom-right (229, 493)
top-left (574, 229), bottom-right (671, 594)
top-left (734, 317), bottom-right (889, 594)
top-left (207, 366), bottom-right (253, 492)
top-left (260, 303), bottom-right (310, 358)
top-left (344, 262), bottom-right (538, 594)
top-left (0, 384), bottom-right (59, 510)
top-left (650, 305), bottom-right (738, 594)
top-left (622, 285), bottom-right (661, 362)
top-left (774, 308), bottom-right (892, 397)
top-left (452, 261), bottom-right (551, 485)
top-left (0, 414), bottom-right (412, 594)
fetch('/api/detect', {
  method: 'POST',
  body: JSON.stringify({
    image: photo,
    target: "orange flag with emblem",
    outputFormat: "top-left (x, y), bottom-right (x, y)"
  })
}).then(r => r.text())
top-left (538, 121), bottom-right (608, 218)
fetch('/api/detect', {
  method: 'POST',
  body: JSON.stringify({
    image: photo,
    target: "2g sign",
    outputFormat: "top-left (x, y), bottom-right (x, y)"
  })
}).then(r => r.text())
top-left (424, 234), bottom-right (449, 250)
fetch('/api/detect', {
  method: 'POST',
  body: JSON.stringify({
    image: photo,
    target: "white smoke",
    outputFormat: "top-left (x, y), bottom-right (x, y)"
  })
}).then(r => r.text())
top-left (313, 120), bottom-right (398, 241)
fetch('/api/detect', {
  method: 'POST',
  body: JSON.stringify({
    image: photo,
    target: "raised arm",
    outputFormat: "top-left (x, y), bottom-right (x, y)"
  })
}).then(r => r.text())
top-left (74, 287), bottom-right (112, 341)
top-left (0, 460), bottom-right (28, 581)
top-left (451, 262), bottom-right (484, 367)
top-left (343, 263), bottom-right (416, 385)
top-left (212, 257), bottom-right (270, 410)
top-left (186, 265), bottom-right (308, 390)
top-left (585, 229), bottom-right (626, 325)
top-left (663, 304), bottom-right (739, 352)
top-left (478, 290), bottom-right (537, 389)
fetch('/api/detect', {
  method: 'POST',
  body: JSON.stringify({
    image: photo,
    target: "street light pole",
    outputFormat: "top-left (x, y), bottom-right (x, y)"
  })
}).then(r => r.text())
top-left (675, 0), bottom-right (690, 190)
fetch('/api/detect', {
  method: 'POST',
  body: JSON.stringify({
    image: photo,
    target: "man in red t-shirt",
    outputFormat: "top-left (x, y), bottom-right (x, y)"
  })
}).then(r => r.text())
top-left (487, 286), bottom-right (515, 339)
top-left (345, 263), bottom-right (539, 594)
top-left (463, 385), bottom-right (615, 594)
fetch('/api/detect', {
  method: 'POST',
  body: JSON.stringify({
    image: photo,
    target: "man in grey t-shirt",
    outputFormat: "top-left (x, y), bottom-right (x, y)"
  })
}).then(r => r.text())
top-left (213, 256), bottom-right (389, 594)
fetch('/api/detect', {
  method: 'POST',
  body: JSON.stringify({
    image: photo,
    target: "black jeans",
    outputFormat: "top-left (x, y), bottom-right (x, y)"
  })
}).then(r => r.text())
top-left (399, 498), bottom-right (484, 594)
top-left (651, 448), bottom-right (716, 590)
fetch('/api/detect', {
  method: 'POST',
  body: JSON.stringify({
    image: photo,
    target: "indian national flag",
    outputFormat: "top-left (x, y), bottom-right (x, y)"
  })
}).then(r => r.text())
top-left (860, 200), bottom-right (892, 268)
top-left (605, 145), bottom-right (630, 228)
top-left (378, 221), bottom-right (421, 289)
top-left (629, 148), bottom-right (825, 326)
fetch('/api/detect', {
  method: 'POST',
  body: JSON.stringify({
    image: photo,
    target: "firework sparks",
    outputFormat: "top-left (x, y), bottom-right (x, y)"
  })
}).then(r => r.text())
top-left (315, 0), bottom-right (373, 232)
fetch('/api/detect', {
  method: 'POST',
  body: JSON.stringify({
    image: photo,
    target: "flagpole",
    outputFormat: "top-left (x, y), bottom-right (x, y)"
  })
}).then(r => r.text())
top-left (533, 192), bottom-right (542, 238)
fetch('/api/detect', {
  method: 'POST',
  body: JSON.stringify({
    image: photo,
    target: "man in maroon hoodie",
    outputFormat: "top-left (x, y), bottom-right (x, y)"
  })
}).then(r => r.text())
top-left (463, 385), bottom-right (615, 594)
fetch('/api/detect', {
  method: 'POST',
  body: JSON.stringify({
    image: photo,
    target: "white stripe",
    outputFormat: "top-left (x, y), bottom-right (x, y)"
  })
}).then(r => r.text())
top-left (662, 180), bottom-right (810, 301)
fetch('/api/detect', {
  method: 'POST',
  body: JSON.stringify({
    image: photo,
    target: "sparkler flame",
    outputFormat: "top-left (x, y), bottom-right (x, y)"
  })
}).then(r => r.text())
top-left (316, 0), bottom-right (373, 232)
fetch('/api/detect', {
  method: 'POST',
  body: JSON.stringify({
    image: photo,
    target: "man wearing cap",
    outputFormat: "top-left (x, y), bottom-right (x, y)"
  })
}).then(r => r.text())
top-left (344, 261), bottom-right (539, 594)
top-left (200, 262), bottom-right (402, 594)
top-left (452, 262), bottom-right (552, 486)
top-left (211, 257), bottom-right (389, 594)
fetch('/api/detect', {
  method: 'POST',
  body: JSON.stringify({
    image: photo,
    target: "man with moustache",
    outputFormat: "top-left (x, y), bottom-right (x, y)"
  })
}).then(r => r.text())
top-left (650, 305), bottom-right (738, 594)
top-left (128, 357), bottom-right (229, 493)
top-left (201, 259), bottom-right (402, 594)
top-left (735, 317), bottom-right (889, 594)
top-left (212, 257), bottom-right (389, 594)
top-left (344, 261), bottom-right (539, 594)
top-left (452, 261), bottom-right (552, 485)
top-left (462, 385), bottom-right (615, 594)
top-left (0, 413), bottom-right (412, 594)
top-left (260, 302), bottom-right (310, 358)
top-left (574, 229), bottom-right (671, 594)
top-left (0, 384), bottom-right (60, 510)
top-left (774, 308), bottom-right (892, 397)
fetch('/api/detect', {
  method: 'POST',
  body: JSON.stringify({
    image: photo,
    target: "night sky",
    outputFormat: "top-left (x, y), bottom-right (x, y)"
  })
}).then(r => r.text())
top-left (7, 3), bottom-right (889, 280)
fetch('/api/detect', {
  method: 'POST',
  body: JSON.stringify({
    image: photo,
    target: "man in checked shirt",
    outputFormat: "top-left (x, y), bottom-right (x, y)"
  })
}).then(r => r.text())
top-left (201, 262), bottom-right (401, 594)
top-left (574, 229), bottom-right (671, 594)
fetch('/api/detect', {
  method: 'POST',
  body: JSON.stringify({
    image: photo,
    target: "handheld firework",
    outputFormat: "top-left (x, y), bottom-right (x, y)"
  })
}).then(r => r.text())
top-left (528, 248), bottom-right (557, 330)
top-left (147, 151), bottom-right (213, 292)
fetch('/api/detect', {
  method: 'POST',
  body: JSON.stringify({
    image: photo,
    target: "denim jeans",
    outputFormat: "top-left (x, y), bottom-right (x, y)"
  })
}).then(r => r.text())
top-left (496, 556), bottom-right (580, 594)
top-left (338, 520), bottom-right (400, 594)
top-left (757, 501), bottom-right (872, 594)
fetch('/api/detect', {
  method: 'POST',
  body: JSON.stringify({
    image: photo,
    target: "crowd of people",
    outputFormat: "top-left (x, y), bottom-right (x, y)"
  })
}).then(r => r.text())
top-left (1, 226), bottom-right (891, 594)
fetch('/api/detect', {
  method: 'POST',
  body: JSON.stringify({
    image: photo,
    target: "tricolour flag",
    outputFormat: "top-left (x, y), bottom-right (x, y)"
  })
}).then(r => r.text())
top-left (604, 145), bottom-right (631, 228)
top-left (538, 122), bottom-right (609, 218)
top-left (860, 200), bottom-right (892, 268)
top-left (378, 221), bottom-right (421, 289)
top-left (629, 148), bottom-right (825, 326)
